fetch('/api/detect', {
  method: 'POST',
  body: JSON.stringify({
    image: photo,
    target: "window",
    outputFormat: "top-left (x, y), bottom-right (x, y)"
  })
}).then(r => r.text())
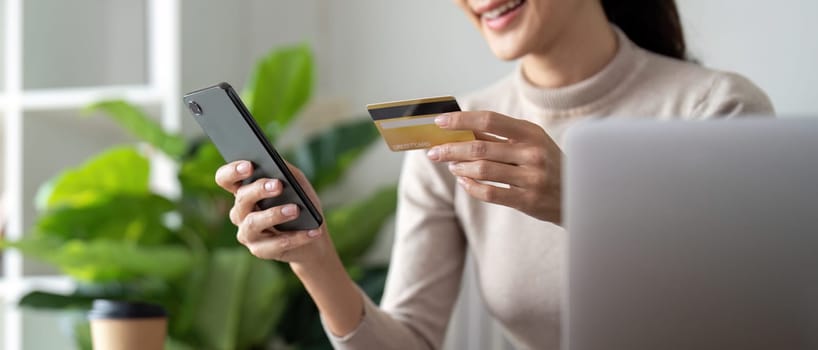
top-left (1, 1), bottom-right (179, 349)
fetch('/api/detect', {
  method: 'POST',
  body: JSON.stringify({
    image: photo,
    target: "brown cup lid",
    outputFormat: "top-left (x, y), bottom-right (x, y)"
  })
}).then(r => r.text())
top-left (88, 299), bottom-right (166, 320)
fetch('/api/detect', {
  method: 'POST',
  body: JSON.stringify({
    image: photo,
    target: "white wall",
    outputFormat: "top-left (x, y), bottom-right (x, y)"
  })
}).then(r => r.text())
top-left (679, 0), bottom-right (818, 115)
top-left (317, 0), bottom-right (514, 219)
top-left (179, 0), bottom-right (323, 138)
top-left (321, 1), bottom-right (513, 108)
top-left (320, 1), bottom-right (818, 116)
top-left (23, 1), bottom-right (146, 89)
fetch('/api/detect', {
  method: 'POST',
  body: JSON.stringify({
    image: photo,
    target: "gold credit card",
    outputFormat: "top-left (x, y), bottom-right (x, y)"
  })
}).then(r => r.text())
top-left (366, 96), bottom-right (475, 152)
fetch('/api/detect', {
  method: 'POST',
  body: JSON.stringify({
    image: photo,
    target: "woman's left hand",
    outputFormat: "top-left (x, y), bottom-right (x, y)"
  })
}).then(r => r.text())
top-left (426, 111), bottom-right (563, 223)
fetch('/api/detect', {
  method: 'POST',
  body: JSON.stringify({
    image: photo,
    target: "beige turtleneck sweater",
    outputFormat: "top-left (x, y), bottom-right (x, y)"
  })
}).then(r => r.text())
top-left (323, 29), bottom-right (774, 349)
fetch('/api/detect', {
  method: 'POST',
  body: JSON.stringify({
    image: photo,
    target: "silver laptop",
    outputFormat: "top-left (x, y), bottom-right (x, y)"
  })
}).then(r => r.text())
top-left (563, 118), bottom-right (818, 350)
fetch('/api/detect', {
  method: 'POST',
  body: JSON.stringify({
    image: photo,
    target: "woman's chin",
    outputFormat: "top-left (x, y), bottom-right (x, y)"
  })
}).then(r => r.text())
top-left (486, 40), bottom-right (527, 61)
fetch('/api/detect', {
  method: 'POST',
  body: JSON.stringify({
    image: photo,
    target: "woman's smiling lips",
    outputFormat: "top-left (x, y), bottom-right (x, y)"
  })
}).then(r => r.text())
top-left (471, 0), bottom-right (528, 31)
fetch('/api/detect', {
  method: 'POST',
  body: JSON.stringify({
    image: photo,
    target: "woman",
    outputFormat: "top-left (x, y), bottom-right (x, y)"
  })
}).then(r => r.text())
top-left (216, 0), bottom-right (773, 348)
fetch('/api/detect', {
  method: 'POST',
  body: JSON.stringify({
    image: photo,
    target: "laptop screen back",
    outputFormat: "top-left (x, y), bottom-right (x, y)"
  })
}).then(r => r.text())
top-left (564, 118), bottom-right (818, 350)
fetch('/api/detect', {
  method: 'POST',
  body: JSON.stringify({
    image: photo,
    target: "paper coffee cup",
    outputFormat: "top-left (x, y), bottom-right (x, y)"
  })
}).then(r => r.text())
top-left (88, 300), bottom-right (167, 350)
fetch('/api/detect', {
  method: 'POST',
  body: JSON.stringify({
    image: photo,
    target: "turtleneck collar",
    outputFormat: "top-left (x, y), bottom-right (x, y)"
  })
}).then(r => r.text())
top-left (514, 27), bottom-right (639, 112)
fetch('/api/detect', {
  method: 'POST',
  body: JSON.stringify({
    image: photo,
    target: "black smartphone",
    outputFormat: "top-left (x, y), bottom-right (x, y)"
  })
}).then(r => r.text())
top-left (183, 82), bottom-right (322, 231)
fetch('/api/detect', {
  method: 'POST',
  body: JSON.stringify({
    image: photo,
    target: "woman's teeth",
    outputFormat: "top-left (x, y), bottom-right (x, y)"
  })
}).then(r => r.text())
top-left (482, 0), bottom-right (524, 20)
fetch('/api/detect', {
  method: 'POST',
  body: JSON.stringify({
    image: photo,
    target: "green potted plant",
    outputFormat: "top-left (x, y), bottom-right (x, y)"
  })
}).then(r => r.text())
top-left (2, 44), bottom-right (395, 349)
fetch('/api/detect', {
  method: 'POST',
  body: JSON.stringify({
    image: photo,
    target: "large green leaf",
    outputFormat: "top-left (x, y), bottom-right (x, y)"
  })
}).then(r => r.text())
top-left (275, 288), bottom-right (331, 350)
top-left (276, 265), bottom-right (389, 350)
top-left (192, 249), bottom-right (246, 349)
top-left (85, 100), bottom-right (188, 159)
top-left (236, 257), bottom-right (288, 348)
top-left (166, 338), bottom-right (198, 350)
top-left (179, 142), bottom-right (224, 194)
top-left (178, 192), bottom-right (237, 249)
top-left (18, 291), bottom-right (96, 310)
top-left (36, 147), bottom-right (149, 211)
top-left (192, 249), bottom-right (287, 350)
top-left (10, 237), bottom-right (193, 282)
top-left (35, 194), bottom-right (176, 244)
top-left (17, 280), bottom-right (170, 312)
top-left (165, 226), bottom-right (209, 340)
top-left (72, 317), bottom-right (93, 350)
top-left (177, 141), bottom-right (238, 248)
top-left (285, 119), bottom-right (380, 193)
top-left (357, 265), bottom-right (389, 305)
top-left (327, 185), bottom-right (398, 263)
top-left (244, 44), bottom-right (313, 139)
top-left (18, 282), bottom-right (165, 311)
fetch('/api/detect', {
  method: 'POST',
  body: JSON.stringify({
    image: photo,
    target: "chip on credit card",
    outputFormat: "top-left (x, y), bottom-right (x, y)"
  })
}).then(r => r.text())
top-left (367, 96), bottom-right (475, 152)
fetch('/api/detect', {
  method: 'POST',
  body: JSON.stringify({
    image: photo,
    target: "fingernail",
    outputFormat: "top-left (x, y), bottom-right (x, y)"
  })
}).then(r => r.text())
top-left (435, 114), bottom-right (450, 127)
top-left (307, 229), bottom-right (321, 238)
top-left (236, 162), bottom-right (251, 174)
top-left (457, 176), bottom-right (468, 186)
top-left (448, 162), bottom-right (459, 172)
top-left (264, 180), bottom-right (278, 192)
top-left (427, 147), bottom-right (440, 161)
top-left (281, 204), bottom-right (298, 217)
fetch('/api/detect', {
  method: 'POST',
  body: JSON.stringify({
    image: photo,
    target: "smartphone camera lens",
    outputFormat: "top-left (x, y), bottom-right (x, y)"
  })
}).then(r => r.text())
top-left (188, 101), bottom-right (203, 116)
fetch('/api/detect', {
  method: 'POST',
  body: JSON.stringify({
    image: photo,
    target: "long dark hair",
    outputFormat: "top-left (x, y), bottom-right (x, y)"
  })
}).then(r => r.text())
top-left (601, 0), bottom-right (686, 60)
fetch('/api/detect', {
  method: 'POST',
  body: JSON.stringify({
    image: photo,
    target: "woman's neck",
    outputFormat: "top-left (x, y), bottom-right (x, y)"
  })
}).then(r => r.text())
top-left (521, 3), bottom-right (618, 88)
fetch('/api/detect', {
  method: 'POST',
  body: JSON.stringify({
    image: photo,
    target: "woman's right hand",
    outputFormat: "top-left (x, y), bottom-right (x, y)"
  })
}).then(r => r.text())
top-left (216, 160), bottom-right (365, 336)
top-left (215, 160), bottom-right (333, 266)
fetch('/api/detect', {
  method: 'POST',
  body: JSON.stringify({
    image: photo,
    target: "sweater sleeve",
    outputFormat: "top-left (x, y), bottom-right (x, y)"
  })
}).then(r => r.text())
top-left (322, 149), bottom-right (467, 350)
top-left (691, 72), bottom-right (775, 117)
